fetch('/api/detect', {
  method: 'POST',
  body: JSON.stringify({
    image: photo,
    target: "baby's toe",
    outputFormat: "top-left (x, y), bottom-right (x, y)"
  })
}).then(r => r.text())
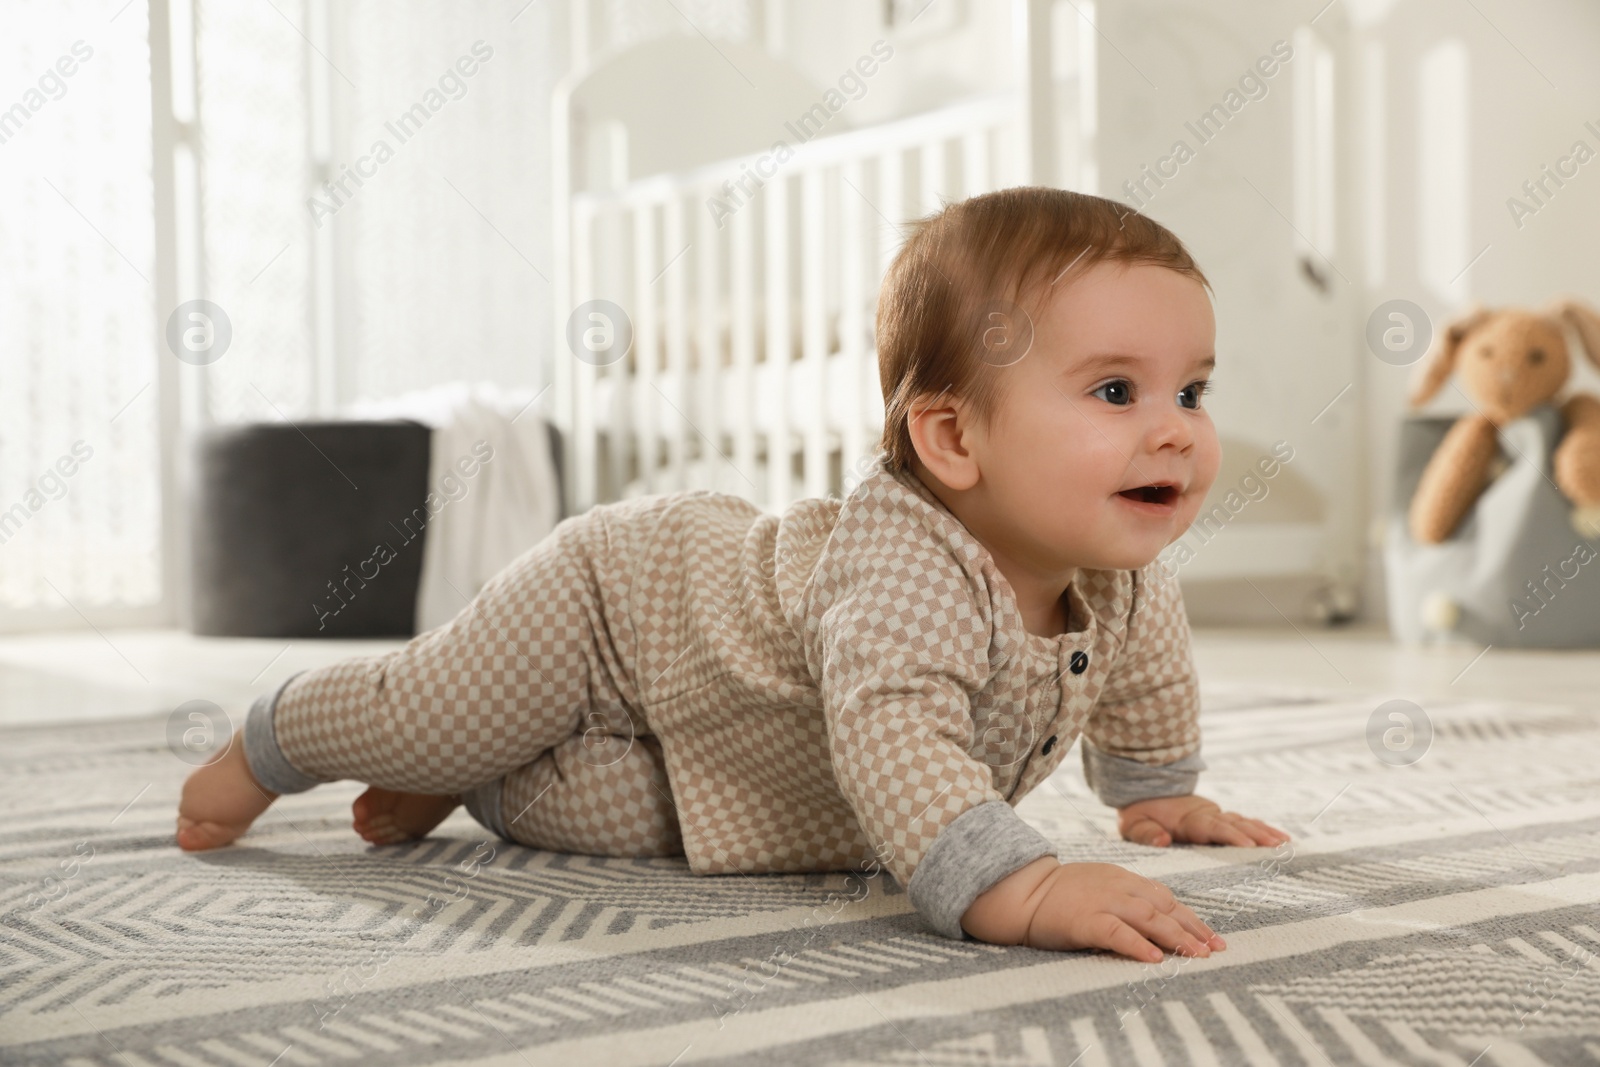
top-left (175, 817), bottom-right (243, 851)
top-left (352, 787), bottom-right (398, 829)
top-left (354, 815), bottom-right (394, 840)
top-left (356, 823), bottom-right (404, 846)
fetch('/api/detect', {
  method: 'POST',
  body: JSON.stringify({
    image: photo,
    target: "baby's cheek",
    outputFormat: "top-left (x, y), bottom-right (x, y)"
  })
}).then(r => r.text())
top-left (1180, 428), bottom-right (1223, 523)
top-left (1200, 421), bottom-right (1224, 484)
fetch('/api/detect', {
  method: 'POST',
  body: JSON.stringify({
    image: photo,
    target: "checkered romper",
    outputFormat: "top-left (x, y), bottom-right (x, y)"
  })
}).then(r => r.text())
top-left (244, 457), bottom-right (1205, 939)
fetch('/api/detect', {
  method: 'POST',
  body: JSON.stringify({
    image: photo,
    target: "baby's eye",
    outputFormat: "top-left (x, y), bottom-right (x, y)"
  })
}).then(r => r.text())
top-left (1092, 379), bottom-right (1134, 406)
top-left (1178, 380), bottom-right (1213, 410)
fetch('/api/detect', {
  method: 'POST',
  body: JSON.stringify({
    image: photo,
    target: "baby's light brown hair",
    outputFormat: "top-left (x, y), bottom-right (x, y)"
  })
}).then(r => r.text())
top-left (875, 186), bottom-right (1211, 475)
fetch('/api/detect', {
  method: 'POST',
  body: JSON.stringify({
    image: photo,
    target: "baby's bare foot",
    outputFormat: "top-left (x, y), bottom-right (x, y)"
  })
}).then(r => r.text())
top-left (176, 737), bottom-right (278, 851)
top-left (352, 788), bottom-right (461, 845)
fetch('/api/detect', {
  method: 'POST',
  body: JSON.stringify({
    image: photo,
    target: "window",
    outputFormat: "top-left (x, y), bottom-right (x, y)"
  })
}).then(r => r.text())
top-left (0, 0), bottom-right (163, 620)
top-left (1, 0), bottom-right (557, 630)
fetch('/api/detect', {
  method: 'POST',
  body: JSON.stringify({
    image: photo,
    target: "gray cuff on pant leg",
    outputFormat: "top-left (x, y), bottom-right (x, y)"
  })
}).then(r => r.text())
top-left (461, 777), bottom-right (509, 840)
top-left (1081, 741), bottom-right (1207, 809)
top-left (241, 670), bottom-right (323, 795)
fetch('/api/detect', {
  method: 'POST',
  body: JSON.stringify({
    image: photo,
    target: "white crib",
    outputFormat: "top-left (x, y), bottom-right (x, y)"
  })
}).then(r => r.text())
top-left (546, 3), bottom-right (1365, 622)
top-left (550, 45), bottom-right (1027, 517)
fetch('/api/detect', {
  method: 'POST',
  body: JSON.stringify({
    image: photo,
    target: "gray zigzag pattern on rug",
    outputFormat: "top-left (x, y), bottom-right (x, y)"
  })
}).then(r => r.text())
top-left (5, 689), bottom-right (1600, 1064)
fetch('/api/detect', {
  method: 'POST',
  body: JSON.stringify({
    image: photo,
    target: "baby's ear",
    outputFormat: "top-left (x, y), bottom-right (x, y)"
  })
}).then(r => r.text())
top-left (1409, 304), bottom-right (1491, 408)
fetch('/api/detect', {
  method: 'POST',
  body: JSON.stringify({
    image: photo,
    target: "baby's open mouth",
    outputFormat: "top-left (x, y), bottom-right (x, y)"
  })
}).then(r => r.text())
top-left (1117, 483), bottom-right (1180, 505)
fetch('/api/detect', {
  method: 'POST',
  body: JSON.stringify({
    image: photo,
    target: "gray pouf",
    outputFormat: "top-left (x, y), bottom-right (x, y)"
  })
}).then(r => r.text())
top-left (189, 421), bottom-right (433, 637)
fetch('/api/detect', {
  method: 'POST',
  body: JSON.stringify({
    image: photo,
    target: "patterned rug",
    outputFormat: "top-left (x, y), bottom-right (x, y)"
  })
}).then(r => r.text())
top-left (5, 683), bottom-right (1600, 1066)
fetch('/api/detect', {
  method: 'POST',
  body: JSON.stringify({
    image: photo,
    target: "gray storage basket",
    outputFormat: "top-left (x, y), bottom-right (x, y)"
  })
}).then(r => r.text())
top-left (190, 421), bottom-right (434, 637)
top-left (189, 418), bottom-right (568, 638)
top-left (1384, 403), bottom-right (1600, 648)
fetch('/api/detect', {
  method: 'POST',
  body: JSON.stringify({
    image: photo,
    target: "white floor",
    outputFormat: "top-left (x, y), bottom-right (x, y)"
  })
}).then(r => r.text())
top-left (0, 629), bottom-right (406, 727)
top-left (0, 622), bottom-right (1595, 729)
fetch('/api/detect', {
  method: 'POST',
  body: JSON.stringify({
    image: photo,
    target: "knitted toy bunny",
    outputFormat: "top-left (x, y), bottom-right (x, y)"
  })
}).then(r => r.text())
top-left (1407, 297), bottom-right (1600, 544)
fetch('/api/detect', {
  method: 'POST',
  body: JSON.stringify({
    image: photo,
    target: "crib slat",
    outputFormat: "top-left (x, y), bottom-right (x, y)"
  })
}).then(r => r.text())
top-left (554, 228), bottom-right (575, 516)
top-left (839, 158), bottom-right (867, 486)
top-left (696, 185), bottom-right (721, 494)
top-left (1004, 108), bottom-right (1028, 188)
top-left (764, 174), bottom-right (792, 510)
top-left (920, 138), bottom-right (946, 214)
top-left (730, 195), bottom-right (757, 497)
top-left (601, 201), bottom-right (630, 504)
top-left (565, 94), bottom-right (1021, 517)
top-left (962, 129), bottom-right (990, 197)
top-left (663, 195), bottom-right (689, 492)
top-left (877, 148), bottom-right (904, 285)
top-left (800, 167), bottom-right (829, 500)
top-left (633, 201), bottom-right (659, 494)
top-left (572, 200), bottom-right (598, 515)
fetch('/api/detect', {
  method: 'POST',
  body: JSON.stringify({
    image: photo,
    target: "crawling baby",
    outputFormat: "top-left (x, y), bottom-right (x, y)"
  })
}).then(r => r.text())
top-left (178, 186), bottom-right (1288, 960)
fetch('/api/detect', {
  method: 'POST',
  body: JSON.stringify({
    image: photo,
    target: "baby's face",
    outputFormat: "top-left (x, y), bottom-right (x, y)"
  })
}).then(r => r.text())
top-left (974, 260), bottom-right (1221, 572)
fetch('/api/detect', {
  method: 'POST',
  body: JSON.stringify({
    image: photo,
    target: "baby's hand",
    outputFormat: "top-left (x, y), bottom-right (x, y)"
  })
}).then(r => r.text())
top-left (962, 857), bottom-right (1224, 961)
top-left (1117, 794), bottom-right (1289, 848)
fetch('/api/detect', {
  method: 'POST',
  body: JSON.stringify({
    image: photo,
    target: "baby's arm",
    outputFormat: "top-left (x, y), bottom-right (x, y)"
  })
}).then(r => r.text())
top-left (961, 855), bottom-right (1224, 960)
top-left (1085, 742), bottom-right (1286, 845)
top-left (954, 564), bottom-right (1284, 955)
top-left (1117, 793), bottom-right (1289, 847)
top-left (809, 524), bottom-right (1246, 959)
top-left (958, 735), bottom-right (1279, 956)
top-left (1082, 564), bottom-right (1289, 847)
top-left (812, 548), bottom-right (1223, 961)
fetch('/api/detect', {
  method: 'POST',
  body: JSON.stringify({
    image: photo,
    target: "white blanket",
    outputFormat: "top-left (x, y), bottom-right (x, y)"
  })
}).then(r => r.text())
top-left (344, 381), bottom-right (560, 633)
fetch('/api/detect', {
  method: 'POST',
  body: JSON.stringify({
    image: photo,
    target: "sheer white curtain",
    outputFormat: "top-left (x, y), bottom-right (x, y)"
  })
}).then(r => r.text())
top-left (332, 0), bottom-right (557, 405)
top-left (194, 0), bottom-right (317, 426)
top-left (195, 0), bottom-right (565, 418)
top-left (0, 1), bottom-right (162, 616)
top-left (0, 0), bottom-right (763, 626)
top-left (0, 0), bottom-right (569, 626)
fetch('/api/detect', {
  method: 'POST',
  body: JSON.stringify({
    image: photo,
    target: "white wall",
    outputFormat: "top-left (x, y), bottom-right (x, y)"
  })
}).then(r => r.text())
top-left (1092, 0), bottom-right (1600, 628)
top-left (1092, 0), bottom-right (1367, 626)
top-left (1350, 0), bottom-right (1600, 630)
top-left (774, 0), bottom-right (1017, 126)
top-left (1348, 0), bottom-right (1600, 625)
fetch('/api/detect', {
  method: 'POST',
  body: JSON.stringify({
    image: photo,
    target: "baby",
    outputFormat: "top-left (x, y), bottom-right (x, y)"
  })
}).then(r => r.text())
top-left (177, 186), bottom-right (1288, 962)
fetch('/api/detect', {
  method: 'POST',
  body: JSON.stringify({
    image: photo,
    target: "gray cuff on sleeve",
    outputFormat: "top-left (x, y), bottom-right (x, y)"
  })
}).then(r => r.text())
top-left (905, 799), bottom-right (1058, 942)
top-left (461, 777), bottom-right (509, 840)
top-left (1081, 741), bottom-right (1207, 809)
top-left (241, 670), bottom-right (324, 795)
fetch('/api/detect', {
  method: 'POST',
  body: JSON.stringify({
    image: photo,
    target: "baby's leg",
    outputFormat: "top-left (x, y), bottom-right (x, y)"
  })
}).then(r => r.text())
top-left (176, 730), bottom-right (281, 851)
top-left (463, 732), bottom-right (683, 857)
top-left (350, 786), bottom-right (463, 846)
top-left (177, 512), bottom-right (630, 850)
top-left (349, 709), bottom-right (675, 849)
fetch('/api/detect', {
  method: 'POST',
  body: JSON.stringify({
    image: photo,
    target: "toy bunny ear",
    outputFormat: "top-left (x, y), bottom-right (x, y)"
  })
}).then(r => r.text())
top-left (1548, 295), bottom-right (1600, 371)
top-left (1408, 304), bottom-right (1491, 408)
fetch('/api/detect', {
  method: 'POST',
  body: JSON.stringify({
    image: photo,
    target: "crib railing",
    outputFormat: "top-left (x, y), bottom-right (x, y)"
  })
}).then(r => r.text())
top-left (552, 91), bottom-right (1022, 517)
